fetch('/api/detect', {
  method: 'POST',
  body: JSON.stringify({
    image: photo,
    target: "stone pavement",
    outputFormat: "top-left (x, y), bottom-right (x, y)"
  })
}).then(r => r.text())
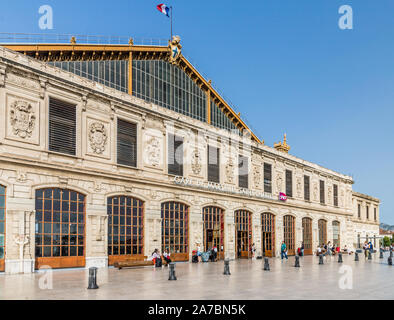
top-left (0, 253), bottom-right (392, 300)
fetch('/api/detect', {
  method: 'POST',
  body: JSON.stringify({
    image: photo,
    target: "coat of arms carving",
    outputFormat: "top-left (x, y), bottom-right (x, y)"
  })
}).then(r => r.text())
top-left (253, 166), bottom-right (261, 187)
top-left (225, 158), bottom-right (235, 184)
top-left (88, 122), bottom-right (107, 154)
top-left (168, 35), bottom-right (182, 63)
top-left (146, 137), bottom-right (161, 167)
top-left (9, 100), bottom-right (36, 139)
top-left (191, 149), bottom-right (202, 175)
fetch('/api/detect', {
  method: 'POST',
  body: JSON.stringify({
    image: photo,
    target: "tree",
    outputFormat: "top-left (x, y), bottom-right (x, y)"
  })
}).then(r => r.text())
top-left (383, 236), bottom-right (391, 247)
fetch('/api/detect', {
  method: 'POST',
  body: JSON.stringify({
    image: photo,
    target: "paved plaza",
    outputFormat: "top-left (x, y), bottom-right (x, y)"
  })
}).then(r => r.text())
top-left (0, 253), bottom-right (392, 300)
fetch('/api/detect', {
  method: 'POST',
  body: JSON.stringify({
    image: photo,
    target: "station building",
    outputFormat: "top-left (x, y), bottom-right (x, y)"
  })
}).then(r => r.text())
top-left (0, 36), bottom-right (380, 274)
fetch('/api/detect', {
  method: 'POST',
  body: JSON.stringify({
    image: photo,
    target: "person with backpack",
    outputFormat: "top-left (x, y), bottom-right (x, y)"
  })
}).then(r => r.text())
top-left (281, 241), bottom-right (288, 260)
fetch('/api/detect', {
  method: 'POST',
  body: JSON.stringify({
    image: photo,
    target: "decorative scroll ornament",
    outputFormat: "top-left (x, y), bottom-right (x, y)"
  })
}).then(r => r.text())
top-left (296, 177), bottom-right (302, 198)
top-left (328, 186), bottom-right (333, 204)
top-left (313, 182), bottom-right (318, 201)
top-left (9, 101), bottom-right (36, 138)
top-left (88, 122), bottom-right (107, 154)
top-left (340, 190), bottom-right (345, 207)
top-left (253, 166), bottom-right (261, 187)
top-left (191, 149), bottom-right (202, 175)
top-left (225, 158), bottom-right (235, 184)
top-left (146, 137), bottom-right (161, 167)
top-left (168, 35), bottom-right (182, 63)
top-left (276, 173), bottom-right (283, 193)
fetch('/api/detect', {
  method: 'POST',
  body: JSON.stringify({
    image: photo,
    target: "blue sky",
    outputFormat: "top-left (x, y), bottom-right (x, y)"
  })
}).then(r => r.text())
top-left (1, 0), bottom-right (393, 224)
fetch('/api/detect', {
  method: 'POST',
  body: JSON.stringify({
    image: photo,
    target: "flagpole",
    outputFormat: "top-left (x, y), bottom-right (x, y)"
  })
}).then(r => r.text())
top-left (170, 6), bottom-right (173, 41)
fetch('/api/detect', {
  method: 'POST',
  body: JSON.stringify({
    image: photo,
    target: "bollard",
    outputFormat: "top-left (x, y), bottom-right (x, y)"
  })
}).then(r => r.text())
top-left (319, 254), bottom-right (324, 265)
top-left (294, 255), bottom-right (300, 268)
top-left (380, 250), bottom-right (384, 259)
top-left (87, 267), bottom-right (99, 290)
top-left (389, 257), bottom-right (393, 266)
top-left (168, 262), bottom-right (177, 280)
top-left (223, 259), bottom-right (231, 275)
top-left (338, 252), bottom-right (343, 263)
top-left (368, 251), bottom-right (372, 260)
top-left (263, 257), bottom-right (270, 271)
top-left (355, 252), bottom-right (359, 261)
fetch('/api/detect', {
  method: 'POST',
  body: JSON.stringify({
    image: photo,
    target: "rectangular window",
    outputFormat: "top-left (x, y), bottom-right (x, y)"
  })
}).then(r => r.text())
top-left (117, 119), bottom-right (137, 167)
top-left (320, 180), bottom-right (325, 204)
top-left (168, 133), bottom-right (183, 176)
top-left (49, 98), bottom-right (76, 156)
top-left (238, 155), bottom-right (248, 189)
top-left (285, 170), bottom-right (292, 198)
top-left (358, 204), bottom-right (361, 219)
top-left (207, 145), bottom-right (220, 183)
top-left (374, 207), bottom-right (377, 221)
top-left (304, 175), bottom-right (310, 201)
top-left (264, 163), bottom-right (272, 194)
top-left (333, 184), bottom-right (338, 207)
top-left (366, 205), bottom-right (369, 220)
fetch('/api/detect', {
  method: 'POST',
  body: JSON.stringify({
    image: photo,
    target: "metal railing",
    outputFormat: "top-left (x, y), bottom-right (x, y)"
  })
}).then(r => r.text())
top-left (0, 32), bottom-right (168, 46)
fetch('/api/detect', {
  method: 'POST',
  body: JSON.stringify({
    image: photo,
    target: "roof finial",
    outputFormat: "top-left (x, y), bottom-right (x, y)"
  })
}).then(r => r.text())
top-left (274, 133), bottom-right (290, 153)
top-left (70, 36), bottom-right (76, 45)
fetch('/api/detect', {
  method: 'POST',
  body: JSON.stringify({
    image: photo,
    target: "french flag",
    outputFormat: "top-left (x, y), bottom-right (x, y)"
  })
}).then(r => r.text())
top-left (157, 3), bottom-right (170, 17)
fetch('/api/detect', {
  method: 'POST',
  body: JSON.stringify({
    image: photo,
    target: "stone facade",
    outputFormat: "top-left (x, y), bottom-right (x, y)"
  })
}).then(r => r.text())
top-left (0, 46), bottom-right (380, 274)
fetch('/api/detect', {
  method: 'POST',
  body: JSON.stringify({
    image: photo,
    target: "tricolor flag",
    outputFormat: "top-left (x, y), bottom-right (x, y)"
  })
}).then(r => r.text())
top-left (157, 4), bottom-right (170, 17)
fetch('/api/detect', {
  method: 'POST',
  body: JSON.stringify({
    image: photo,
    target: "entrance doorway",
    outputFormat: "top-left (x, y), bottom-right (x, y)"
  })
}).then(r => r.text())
top-left (107, 196), bottom-right (144, 265)
top-left (302, 217), bottom-right (313, 255)
top-left (161, 202), bottom-right (189, 262)
top-left (318, 219), bottom-right (327, 246)
top-left (0, 185), bottom-right (5, 272)
top-left (234, 210), bottom-right (252, 259)
top-left (203, 206), bottom-right (224, 260)
top-left (283, 215), bottom-right (295, 256)
top-left (35, 188), bottom-right (86, 269)
top-left (261, 213), bottom-right (275, 257)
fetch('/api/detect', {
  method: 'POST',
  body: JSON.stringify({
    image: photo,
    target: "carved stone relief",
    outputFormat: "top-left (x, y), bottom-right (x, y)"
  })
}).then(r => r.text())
top-left (253, 166), bottom-right (261, 188)
top-left (296, 177), bottom-right (302, 198)
top-left (225, 158), bottom-right (235, 184)
top-left (191, 149), bottom-right (202, 175)
top-left (313, 182), bottom-right (318, 201)
top-left (9, 100), bottom-right (36, 139)
top-left (276, 173), bottom-right (283, 193)
top-left (88, 122), bottom-right (107, 155)
top-left (146, 137), bottom-right (161, 167)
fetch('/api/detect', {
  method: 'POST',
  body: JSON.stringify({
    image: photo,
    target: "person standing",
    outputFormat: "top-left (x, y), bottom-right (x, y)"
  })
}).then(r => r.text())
top-left (301, 242), bottom-right (305, 257)
top-left (368, 241), bottom-right (374, 254)
top-left (281, 241), bottom-right (288, 260)
top-left (196, 243), bottom-right (202, 262)
top-left (251, 243), bottom-right (256, 259)
top-left (163, 248), bottom-right (171, 265)
top-left (327, 241), bottom-right (332, 256)
top-left (363, 241), bottom-right (369, 259)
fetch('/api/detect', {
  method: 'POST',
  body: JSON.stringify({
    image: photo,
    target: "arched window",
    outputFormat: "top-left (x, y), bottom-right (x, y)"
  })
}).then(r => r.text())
top-left (283, 215), bottom-right (295, 255)
top-left (318, 219), bottom-right (327, 246)
top-left (203, 206), bottom-right (224, 258)
top-left (35, 188), bottom-right (86, 269)
top-left (107, 196), bottom-right (144, 265)
top-left (161, 202), bottom-right (189, 261)
top-left (261, 213), bottom-right (275, 257)
top-left (302, 217), bottom-right (313, 255)
top-left (235, 210), bottom-right (252, 259)
top-left (0, 185), bottom-right (5, 272)
top-left (332, 221), bottom-right (340, 247)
